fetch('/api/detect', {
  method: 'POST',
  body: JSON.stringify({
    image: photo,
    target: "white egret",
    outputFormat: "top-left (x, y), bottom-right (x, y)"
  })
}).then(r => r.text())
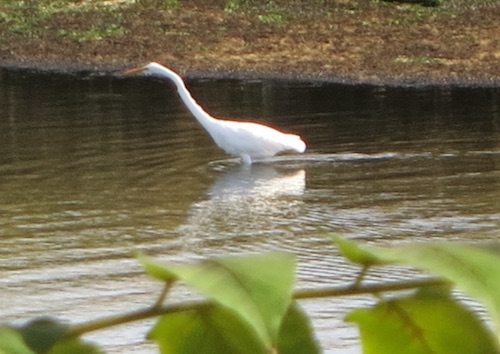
top-left (124, 62), bottom-right (306, 164)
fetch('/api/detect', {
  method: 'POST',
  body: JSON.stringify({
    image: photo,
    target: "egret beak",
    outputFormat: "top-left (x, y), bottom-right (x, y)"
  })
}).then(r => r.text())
top-left (124, 66), bottom-right (146, 76)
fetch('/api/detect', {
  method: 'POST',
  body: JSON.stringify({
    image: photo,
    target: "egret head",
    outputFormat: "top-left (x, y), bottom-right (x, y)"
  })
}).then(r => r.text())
top-left (124, 62), bottom-right (176, 78)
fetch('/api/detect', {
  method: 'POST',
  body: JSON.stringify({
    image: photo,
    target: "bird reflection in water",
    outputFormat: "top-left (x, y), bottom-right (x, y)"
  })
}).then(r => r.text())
top-left (208, 163), bottom-right (305, 199)
top-left (177, 164), bottom-right (306, 248)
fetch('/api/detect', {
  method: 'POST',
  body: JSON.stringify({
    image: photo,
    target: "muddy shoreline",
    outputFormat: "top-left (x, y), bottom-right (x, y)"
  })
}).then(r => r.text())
top-left (2, 58), bottom-right (498, 88)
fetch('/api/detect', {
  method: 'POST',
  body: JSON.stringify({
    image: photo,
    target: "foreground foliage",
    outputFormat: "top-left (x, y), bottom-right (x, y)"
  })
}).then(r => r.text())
top-left (1, 237), bottom-right (499, 353)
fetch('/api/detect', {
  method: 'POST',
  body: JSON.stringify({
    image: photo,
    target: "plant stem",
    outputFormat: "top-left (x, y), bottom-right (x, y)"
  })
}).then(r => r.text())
top-left (293, 276), bottom-right (446, 300)
top-left (351, 265), bottom-right (370, 288)
top-left (66, 299), bottom-right (212, 338)
top-left (65, 276), bottom-right (446, 338)
top-left (153, 280), bottom-right (174, 308)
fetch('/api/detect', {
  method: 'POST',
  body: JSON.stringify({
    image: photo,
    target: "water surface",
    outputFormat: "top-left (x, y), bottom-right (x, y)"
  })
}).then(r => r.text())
top-left (1, 70), bottom-right (499, 352)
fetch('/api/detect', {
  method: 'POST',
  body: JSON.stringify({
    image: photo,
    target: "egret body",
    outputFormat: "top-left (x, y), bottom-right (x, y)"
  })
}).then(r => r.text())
top-left (125, 62), bottom-right (306, 164)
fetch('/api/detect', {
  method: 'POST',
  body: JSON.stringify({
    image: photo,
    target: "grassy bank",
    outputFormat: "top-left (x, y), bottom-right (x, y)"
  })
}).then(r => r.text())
top-left (0, 0), bottom-right (499, 84)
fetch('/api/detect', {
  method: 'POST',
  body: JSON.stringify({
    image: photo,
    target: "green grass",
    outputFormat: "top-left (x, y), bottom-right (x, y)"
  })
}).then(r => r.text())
top-left (0, 0), bottom-right (497, 43)
top-left (58, 24), bottom-right (127, 43)
top-left (0, 0), bottom-right (129, 42)
top-left (444, 0), bottom-right (499, 7)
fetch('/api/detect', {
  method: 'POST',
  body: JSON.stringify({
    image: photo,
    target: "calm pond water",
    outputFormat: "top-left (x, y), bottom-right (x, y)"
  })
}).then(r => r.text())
top-left (1, 69), bottom-right (499, 353)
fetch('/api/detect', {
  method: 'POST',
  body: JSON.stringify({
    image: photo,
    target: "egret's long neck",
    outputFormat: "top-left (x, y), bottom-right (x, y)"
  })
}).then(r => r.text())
top-left (166, 70), bottom-right (218, 131)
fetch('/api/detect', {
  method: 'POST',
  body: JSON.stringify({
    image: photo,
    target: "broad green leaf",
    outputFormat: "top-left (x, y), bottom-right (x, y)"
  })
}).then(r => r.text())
top-left (277, 302), bottom-right (321, 354)
top-left (49, 338), bottom-right (104, 354)
top-left (149, 301), bottom-right (320, 354)
top-left (367, 243), bottom-right (500, 339)
top-left (331, 235), bottom-right (382, 266)
top-left (0, 326), bottom-right (34, 354)
top-left (19, 317), bottom-right (67, 354)
top-left (347, 287), bottom-right (498, 354)
top-left (1, 321), bottom-right (100, 354)
top-left (148, 306), bottom-right (265, 354)
top-left (139, 252), bottom-right (295, 347)
top-left (138, 252), bottom-right (179, 282)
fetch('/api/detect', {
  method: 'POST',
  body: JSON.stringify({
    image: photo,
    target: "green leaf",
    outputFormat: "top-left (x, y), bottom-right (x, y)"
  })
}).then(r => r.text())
top-left (49, 338), bottom-right (104, 354)
top-left (139, 252), bottom-right (295, 348)
top-left (1, 320), bottom-right (101, 354)
top-left (0, 326), bottom-right (35, 354)
top-left (149, 301), bottom-right (320, 354)
top-left (277, 302), bottom-right (321, 354)
top-left (346, 288), bottom-right (498, 354)
top-left (331, 235), bottom-right (382, 266)
top-left (148, 306), bottom-right (266, 354)
top-left (19, 318), bottom-right (67, 354)
top-left (367, 243), bottom-right (500, 340)
top-left (139, 252), bottom-right (179, 282)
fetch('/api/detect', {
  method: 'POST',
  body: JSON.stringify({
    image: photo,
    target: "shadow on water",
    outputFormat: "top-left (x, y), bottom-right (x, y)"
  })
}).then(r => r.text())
top-left (1, 69), bottom-right (500, 352)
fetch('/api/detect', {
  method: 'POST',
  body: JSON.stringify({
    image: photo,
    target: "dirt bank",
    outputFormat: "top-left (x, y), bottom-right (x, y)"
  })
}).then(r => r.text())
top-left (0, 1), bottom-right (499, 86)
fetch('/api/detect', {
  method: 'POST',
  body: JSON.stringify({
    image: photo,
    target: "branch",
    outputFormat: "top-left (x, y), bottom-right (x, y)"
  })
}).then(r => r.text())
top-left (65, 276), bottom-right (446, 338)
top-left (293, 276), bottom-right (447, 300)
